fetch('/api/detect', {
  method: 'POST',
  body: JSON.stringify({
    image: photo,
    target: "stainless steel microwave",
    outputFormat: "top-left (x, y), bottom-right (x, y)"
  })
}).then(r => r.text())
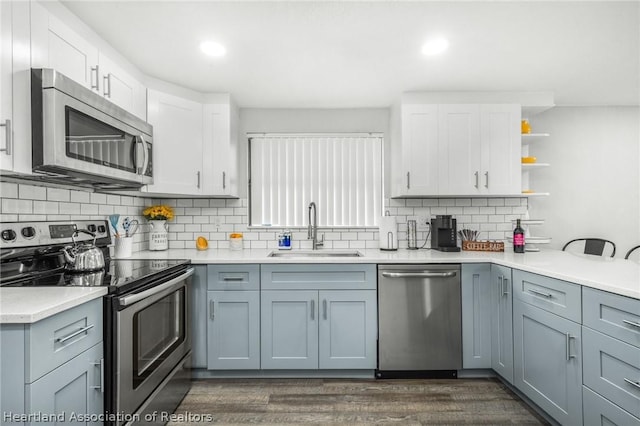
top-left (31, 68), bottom-right (153, 189)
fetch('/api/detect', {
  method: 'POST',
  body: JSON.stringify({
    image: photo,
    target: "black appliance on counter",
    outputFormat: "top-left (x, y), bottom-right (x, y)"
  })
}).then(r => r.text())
top-left (430, 215), bottom-right (461, 252)
top-left (0, 220), bottom-right (192, 426)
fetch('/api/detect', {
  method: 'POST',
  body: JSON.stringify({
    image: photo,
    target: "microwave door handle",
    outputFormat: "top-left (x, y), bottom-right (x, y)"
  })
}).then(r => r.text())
top-left (134, 135), bottom-right (148, 175)
top-left (141, 135), bottom-right (150, 175)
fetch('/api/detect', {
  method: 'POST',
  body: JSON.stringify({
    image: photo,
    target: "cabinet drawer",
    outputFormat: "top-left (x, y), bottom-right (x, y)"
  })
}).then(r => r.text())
top-left (584, 287), bottom-right (640, 348)
top-left (513, 269), bottom-right (581, 322)
top-left (583, 327), bottom-right (640, 418)
top-left (583, 386), bottom-right (640, 426)
top-left (261, 264), bottom-right (376, 290)
top-left (27, 298), bottom-right (103, 383)
top-left (208, 264), bottom-right (260, 290)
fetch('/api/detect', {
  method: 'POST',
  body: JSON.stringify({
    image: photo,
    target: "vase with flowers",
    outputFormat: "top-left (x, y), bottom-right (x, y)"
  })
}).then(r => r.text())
top-left (143, 205), bottom-right (174, 250)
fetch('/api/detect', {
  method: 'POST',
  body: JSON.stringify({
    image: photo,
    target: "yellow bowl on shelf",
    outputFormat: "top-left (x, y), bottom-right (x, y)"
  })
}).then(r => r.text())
top-left (521, 156), bottom-right (537, 164)
top-left (521, 119), bottom-right (531, 134)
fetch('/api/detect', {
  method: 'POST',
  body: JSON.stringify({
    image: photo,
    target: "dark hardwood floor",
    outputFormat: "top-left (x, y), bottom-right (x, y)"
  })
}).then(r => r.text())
top-left (169, 378), bottom-right (549, 425)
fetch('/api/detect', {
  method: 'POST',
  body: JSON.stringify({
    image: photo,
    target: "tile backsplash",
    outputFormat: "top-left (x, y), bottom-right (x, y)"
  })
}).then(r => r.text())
top-left (1, 180), bottom-right (528, 252)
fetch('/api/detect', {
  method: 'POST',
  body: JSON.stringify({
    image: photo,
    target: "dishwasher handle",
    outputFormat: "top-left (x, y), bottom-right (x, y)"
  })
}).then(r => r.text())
top-left (381, 271), bottom-right (457, 279)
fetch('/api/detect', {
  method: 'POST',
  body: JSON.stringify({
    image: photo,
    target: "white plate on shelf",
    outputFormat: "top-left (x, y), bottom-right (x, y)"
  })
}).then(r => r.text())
top-left (508, 236), bottom-right (551, 244)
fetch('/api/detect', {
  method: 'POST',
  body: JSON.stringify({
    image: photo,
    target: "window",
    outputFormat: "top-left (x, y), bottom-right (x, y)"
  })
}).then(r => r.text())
top-left (249, 134), bottom-right (383, 227)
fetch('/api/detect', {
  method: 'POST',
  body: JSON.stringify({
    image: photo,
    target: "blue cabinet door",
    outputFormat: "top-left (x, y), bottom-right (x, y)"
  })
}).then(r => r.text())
top-left (190, 265), bottom-right (208, 369)
top-left (27, 342), bottom-right (104, 425)
top-left (461, 264), bottom-right (492, 369)
top-left (491, 264), bottom-right (513, 383)
top-left (318, 290), bottom-right (377, 369)
top-left (513, 300), bottom-right (582, 425)
top-left (261, 290), bottom-right (318, 369)
top-left (207, 291), bottom-right (261, 370)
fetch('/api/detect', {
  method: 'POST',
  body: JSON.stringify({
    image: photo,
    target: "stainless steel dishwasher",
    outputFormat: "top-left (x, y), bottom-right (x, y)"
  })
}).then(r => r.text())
top-left (377, 264), bottom-right (462, 378)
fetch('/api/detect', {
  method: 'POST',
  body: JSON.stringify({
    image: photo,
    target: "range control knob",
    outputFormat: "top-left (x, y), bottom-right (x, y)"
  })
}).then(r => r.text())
top-left (97, 225), bottom-right (106, 234)
top-left (21, 227), bottom-right (36, 239)
top-left (1, 229), bottom-right (17, 242)
top-left (87, 224), bottom-right (97, 233)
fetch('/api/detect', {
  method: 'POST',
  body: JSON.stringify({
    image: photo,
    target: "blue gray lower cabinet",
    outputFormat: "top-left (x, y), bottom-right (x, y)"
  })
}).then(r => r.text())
top-left (583, 386), bottom-right (640, 426)
top-left (260, 264), bottom-right (377, 370)
top-left (513, 299), bottom-right (583, 426)
top-left (461, 263), bottom-right (492, 369)
top-left (491, 264), bottom-right (514, 383)
top-left (26, 342), bottom-right (104, 425)
top-left (190, 265), bottom-right (209, 369)
top-left (207, 291), bottom-right (261, 370)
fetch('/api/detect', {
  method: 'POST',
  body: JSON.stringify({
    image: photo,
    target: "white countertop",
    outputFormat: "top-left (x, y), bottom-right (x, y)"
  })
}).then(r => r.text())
top-left (132, 247), bottom-right (640, 300)
top-left (2, 248), bottom-right (637, 325)
top-left (0, 287), bottom-right (107, 324)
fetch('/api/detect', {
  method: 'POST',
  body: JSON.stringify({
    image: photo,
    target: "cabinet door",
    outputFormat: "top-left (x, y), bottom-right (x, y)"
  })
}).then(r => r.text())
top-left (31, 3), bottom-right (98, 90)
top-left (318, 290), bottom-right (377, 369)
top-left (98, 52), bottom-right (146, 119)
top-left (261, 290), bottom-right (318, 369)
top-left (491, 264), bottom-right (514, 383)
top-left (461, 264), bottom-right (492, 369)
top-left (145, 89), bottom-right (203, 195)
top-left (202, 103), bottom-right (238, 197)
top-left (513, 300), bottom-right (582, 425)
top-left (190, 265), bottom-right (208, 369)
top-left (0, 0), bottom-right (12, 171)
top-left (438, 104), bottom-right (481, 195)
top-left (27, 343), bottom-right (104, 425)
top-left (480, 104), bottom-right (521, 195)
top-left (207, 291), bottom-right (260, 370)
top-left (400, 104), bottom-right (439, 195)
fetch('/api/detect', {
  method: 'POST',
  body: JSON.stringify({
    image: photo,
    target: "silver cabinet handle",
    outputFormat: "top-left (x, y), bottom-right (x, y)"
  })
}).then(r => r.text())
top-left (503, 278), bottom-right (510, 296)
top-left (484, 171), bottom-right (489, 188)
top-left (624, 378), bottom-right (640, 390)
top-left (565, 333), bottom-right (576, 361)
top-left (310, 299), bottom-right (315, 320)
top-left (223, 171), bottom-right (226, 189)
top-left (323, 299), bottom-right (327, 320)
top-left (103, 74), bottom-right (111, 98)
top-left (56, 324), bottom-right (94, 344)
top-left (498, 275), bottom-right (503, 297)
top-left (90, 359), bottom-right (104, 392)
top-left (210, 300), bottom-right (215, 320)
top-left (197, 171), bottom-right (201, 189)
top-left (474, 171), bottom-right (479, 188)
top-left (0, 119), bottom-right (11, 155)
top-left (222, 276), bottom-right (244, 282)
top-left (623, 320), bottom-right (640, 329)
top-left (527, 288), bottom-right (553, 299)
top-left (406, 172), bottom-right (410, 189)
top-left (91, 65), bottom-right (100, 91)
top-left (381, 271), bottom-right (457, 278)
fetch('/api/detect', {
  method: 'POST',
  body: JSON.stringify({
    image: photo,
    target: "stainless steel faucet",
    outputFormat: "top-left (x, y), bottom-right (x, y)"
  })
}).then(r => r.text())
top-left (307, 202), bottom-right (324, 250)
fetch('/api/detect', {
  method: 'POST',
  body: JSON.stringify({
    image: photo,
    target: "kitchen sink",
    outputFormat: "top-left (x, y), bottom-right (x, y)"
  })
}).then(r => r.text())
top-left (267, 250), bottom-right (363, 258)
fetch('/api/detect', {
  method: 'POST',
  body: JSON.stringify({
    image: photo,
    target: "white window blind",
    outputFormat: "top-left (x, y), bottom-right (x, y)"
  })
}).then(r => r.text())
top-left (249, 134), bottom-right (383, 227)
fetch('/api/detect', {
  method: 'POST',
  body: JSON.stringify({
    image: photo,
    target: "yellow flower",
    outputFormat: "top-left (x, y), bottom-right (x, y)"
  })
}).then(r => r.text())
top-left (143, 205), bottom-right (175, 221)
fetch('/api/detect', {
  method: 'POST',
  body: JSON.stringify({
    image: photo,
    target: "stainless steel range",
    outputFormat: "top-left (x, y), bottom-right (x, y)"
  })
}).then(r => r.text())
top-left (0, 220), bottom-right (193, 426)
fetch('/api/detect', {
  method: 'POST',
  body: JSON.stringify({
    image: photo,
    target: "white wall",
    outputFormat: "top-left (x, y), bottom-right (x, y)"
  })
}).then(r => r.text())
top-left (528, 106), bottom-right (640, 256)
top-left (237, 108), bottom-right (391, 198)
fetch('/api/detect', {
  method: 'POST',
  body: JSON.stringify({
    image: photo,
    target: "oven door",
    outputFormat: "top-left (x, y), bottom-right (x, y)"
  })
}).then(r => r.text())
top-left (115, 268), bottom-right (193, 418)
top-left (36, 87), bottom-right (153, 185)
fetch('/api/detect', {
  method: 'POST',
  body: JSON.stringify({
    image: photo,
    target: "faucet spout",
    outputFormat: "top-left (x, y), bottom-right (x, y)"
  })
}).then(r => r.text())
top-left (308, 202), bottom-right (323, 250)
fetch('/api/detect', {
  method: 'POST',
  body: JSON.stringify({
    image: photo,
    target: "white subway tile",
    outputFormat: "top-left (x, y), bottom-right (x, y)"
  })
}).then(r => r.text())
top-left (70, 190), bottom-right (91, 203)
top-left (480, 223), bottom-right (497, 231)
top-left (505, 198), bottom-right (521, 206)
top-left (218, 208), bottom-right (233, 215)
top-left (201, 224), bottom-right (218, 232)
top-left (33, 201), bottom-right (59, 215)
top-left (488, 231), bottom-right (504, 240)
top-left (472, 198), bottom-right (489, 207)
top-left (210, 199), bottom-right (226, 207)
top-left (349, 241), bottom-right (366, 249)
top-left (2, 198), bottom-right (32, 214)
top-left (422, 199), bottom-right (439, 207)
top-left (455, 198), bottom-right (472, 206)
top-left (47, 214), bottom-right (70, 221)
top-left (333, 241), bottom-right (349, 249)
top-left (19, 184), bottom-right (47, 200)
top-left (193, 216), bottom-right (210, 224)
top-left (81, 204), bottom-right (99, 215)
top-left (226, 216), bottom-right (242, 224)
top-left (406, 199), bottom-right (423, 207)
top-left (446, 207), bottom-right (464, 215)
top-left (496, 207), bottom-right (513, 214)
top-left (218, 240), bottom-right (230, 249)
top-left (463, 207), bottom-right (480, 214)
top-left (488, 215), bottom-right (505, 223)
top-left (341, 232), bottom-right (357, 240)
top-left (184, 224), bottom-right (201, 232)
top-left (169, 240), bottom-right (186, 249)
top-left (233, 207), bottom-right (247, 216)
top-left (176, 216), bottom-right (194, 224)
top-left (0, 213), bottom-right (18, 221)
top-left (169, 224), bottom-right (185, 233)
top-left (185, 208), bottom-right (201, 216)
top-left (44, 188), bottom-right (70, 202)
top-left (431, 207), bottom-right (447, 215)
top-left (19, 214), bottom-right (46, 221)
top-left (177, 199), bottom-right (193, 207)
top-left (259, 232), bottom-right (276, 241)
top-left (99, 204), bottom-right (115, 215)
top-left (488, 198), bottom-right (505, 206)
top-left (250, 240), bottom-right (267, 249)
top-left (193, 199), bottom-right (210, 207)
top-left (471, 215), bottom-right (488, 223)
top-left (208, 232), bottom-right (227, 240)
top-left (357, 232), bottom-right (374, 241)
top-left (106, 194), bottom-right (121, 205)
top-left (226, 199), bottom-right (241, 208)
top-left (120, 195), bottom-right (135, 206)
top-left (439, 199), bottom-right (455, 206)
top-left (201, 208), bottom-right (217, 215)
top-left (0, 182), bottom-right (18, 198)
top-left (90, 193), bottom-right (107, 204)
top-left (389, 199), bottom-right (405, 207)
top-left (365, 240), bottom-right (379, 249)
top-left (478, 207), bottom-right (496, 214)
top-left (397, 207), bottom-right (414, 215)
top-left (177, 233), bottom-right (194, 241)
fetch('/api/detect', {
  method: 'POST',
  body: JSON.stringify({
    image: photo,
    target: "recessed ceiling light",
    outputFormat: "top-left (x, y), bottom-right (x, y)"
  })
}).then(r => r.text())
top-left (200, 41), bottom-right (226, 57)
top-left (421, 37), bottom-right (449, 56)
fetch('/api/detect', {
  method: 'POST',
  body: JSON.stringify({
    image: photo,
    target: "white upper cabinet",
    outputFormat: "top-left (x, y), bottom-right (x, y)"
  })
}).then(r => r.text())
top-left (400, 104), bottom-right (439, 196)
top-left (98, 53), bottom-right (146, 119)
top-left (202, 102), bottom-right (238, 197)
top-left (144, 90), bottom-right (204, 196)
top-left (30, 3), bottom-right (146, 119)
top-left (396, 103), bottom-right (521, 197)
top-left (0, 1), bottom-right (13, 172)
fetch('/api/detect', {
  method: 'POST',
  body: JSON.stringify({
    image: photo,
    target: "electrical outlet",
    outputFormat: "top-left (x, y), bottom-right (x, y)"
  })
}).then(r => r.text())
top-left (416, 215), bottom-right (430, 230)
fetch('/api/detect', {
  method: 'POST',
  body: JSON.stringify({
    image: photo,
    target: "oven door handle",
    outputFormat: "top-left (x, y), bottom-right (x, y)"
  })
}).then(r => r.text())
top-left (118, 268), bottom-right (194, 307)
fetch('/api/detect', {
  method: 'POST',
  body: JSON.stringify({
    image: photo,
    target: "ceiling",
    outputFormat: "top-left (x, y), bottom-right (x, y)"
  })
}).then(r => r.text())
top-left (62, 1), bottom-right (639, 108)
